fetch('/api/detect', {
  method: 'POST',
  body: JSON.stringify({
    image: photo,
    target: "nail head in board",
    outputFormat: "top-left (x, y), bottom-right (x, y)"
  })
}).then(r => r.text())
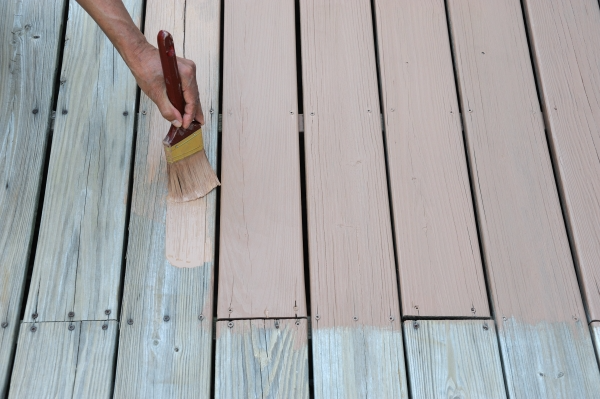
top-left (227, 321), bottom-right (234, 328)
top-left (68, 311), bottom-right (75, 318)
top-left (295, 320), bottom-right (301, 326)
top-left (163, 315), bottom-right (170, 322)
top-left (1, 322), bottom-right (7, 328)
top-left (30, 326), bottom-right (37, 333)
top-left (127, 319), bottom-right (133, 325)
top-left (413, 321), bottom-right (420, 330)
top-left (68, 324), bottom-right (75, 331)
top-left (102, 324), bottom-right (108, 331)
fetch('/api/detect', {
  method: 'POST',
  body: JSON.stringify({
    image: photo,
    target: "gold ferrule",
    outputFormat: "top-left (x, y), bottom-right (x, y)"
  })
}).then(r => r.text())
top-left (164, 129), bottom-right (204, 164)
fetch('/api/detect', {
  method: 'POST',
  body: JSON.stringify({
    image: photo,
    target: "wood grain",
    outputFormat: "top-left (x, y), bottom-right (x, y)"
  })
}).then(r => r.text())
top-left (372, 0), bottom-right (489, 318)
top-left (22, 0), bottom-right (141, 323)
top-left (521, 0), bottom-right (600, 321)
top-left (218, 0), bottom-right (305, 319)
top-left (215, 319), bottom-right (309, 399)
top-left (592, 322), bottom-right (600, 365)
top-left (299, 0), bottom-right (407, 396)
top-left (0, 0), bottom-right (66, 394)
top-left (446, 0), bottom-right (600, 395)
top-left (9, 321), bottom-right (117, 399)
top-left (113, 0), bottom-right (220, 397)
top-left (403, 320), bottom-right (506, 398)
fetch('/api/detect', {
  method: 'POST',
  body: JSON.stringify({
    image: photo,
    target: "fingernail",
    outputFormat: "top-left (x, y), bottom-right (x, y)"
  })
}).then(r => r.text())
top-left (171, 120), bottom-right (182, 128)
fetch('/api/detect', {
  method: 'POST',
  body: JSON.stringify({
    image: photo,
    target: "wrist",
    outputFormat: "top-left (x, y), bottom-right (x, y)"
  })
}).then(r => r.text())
top-left (116, 32), bottom-right (153, 76)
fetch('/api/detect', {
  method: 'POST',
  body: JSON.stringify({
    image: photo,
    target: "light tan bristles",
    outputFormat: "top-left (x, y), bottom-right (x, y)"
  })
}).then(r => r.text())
top-left (167, 150), bottom-right (220, 202)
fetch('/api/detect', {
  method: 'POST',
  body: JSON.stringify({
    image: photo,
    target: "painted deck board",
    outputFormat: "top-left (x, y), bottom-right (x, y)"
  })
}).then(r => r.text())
top-left (23, 0), bottom-right (141, 323)
top-left (299, 0), bottom-right (407, 396)
top-left (446, 0), bottom-right (600, 396)
top-left (215, 319), bottom-right (309, 398)
top-left (372, 0), bottom-right (488, 318)
top-left (0, 0), bottom-right (67, 394)
top-left (521, 0), bottom-right (600, 321)
top-left (404, 320), bottom-right (506, 398)
top-left (218, 0), bottom-right (305, 320)
top-left (9, 321), bottom-right (117, 399)
top-left (112, 0), bottom-right (220, 397)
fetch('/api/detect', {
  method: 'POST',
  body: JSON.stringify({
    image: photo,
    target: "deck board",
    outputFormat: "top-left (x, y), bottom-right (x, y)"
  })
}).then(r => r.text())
top-left (446, 0), bottom-right (600, 396)
top-left (372, 0), bottom-right (488, 318)
top-left (112, 0), bottom-right (220, 397)
top-left (299, 0), bottom-right (407, 396)
top-left (9, 321), bottom-right (117, 399)
top-left (0, 0), bottom-right (67, 394)
top-left (593, 322), bottom-right (600, 364)
top-left (403, 320), bottom-right (506, 398)
top-left (218, 0), bottom-right (305, 320)
top-left (521, 0), bottom-right (600, 321)
top-left (215, 319), bottom-right (309, 398)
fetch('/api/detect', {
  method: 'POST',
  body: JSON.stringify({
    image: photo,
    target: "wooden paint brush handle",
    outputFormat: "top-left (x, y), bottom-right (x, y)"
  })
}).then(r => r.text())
top-left (157, 30), bottom-right (185, 116)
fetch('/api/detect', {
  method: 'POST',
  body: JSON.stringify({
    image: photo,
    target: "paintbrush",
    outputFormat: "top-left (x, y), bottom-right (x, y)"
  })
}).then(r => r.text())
top-left (158, 30), bottom-right (219, 202)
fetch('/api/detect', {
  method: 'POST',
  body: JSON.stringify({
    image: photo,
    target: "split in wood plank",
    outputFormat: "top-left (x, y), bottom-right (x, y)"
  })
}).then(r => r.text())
top-left (215, 319), bottom-right (309, 399)
top-left (446, 0), bottom-right (600, 396)
top-left (0, 0), bottom-right (67, 394)
top-left (372, 0), bottom-right (489, 318)
top-left (113, 0), bottom-right (220, 397)
top-left (299, 0), bottom-right (407, 396)
top-left (403, 320), bottom-right (506, 398)
top-left (521, 0), bottom-right (600, 321)
top-left (9, 321), bottom-right (117, 399)
top-left (218, 0), bottom-right (305, 320)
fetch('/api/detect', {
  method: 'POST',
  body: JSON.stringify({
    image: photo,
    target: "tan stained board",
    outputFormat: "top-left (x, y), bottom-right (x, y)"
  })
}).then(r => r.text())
top-left (218, 0), bottom-right (305, 319)
top-left (372, 0), bottom-right (488, 318)
top-left (112, 0), bottom-right (220, 397)
top-left (9, 321), bottom-right (117, 399)
top-left (300, 0), bottom-right (407, 397)
top-left (215, 319), bottom-right (309, 398)
top-left (0, 0), bottom-right (66, 394)
top-left (521, 0), bottom-right (600, 321)
top-left (23, 0), bottom-right (141, 323)
top-left (403, 320), bottom-right (506, 398)
top-left (446, 0), bottom-right (600, 396)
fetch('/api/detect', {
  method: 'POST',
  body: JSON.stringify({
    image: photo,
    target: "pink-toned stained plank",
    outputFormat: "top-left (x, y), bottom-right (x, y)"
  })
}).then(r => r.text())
top-left (447, 0), bottom-right (600, 396)
top-left (300, 0), bottom-right (407, 397)
top-left (217, 0), bottom-right (305, 320)
top-left (372, 0), bottom-right (489, 318)
top-left (521, 0), bottom-right (600, 322)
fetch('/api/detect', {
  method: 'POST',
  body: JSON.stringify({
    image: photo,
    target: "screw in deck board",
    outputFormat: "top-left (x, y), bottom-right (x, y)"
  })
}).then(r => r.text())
top-left (274, 320), bottom-right (280, 329)
top-left (68, 324), bottom-right (75, 331)
top-left (31, 313), bottom-right (38, 320)
top-left (127, 319), bottom-right (133, 325)
top-left (198, 314), bottom-right (205, 321)
top-left (352, 316), bottom-right (358, 321)
top-left (1, 322), bottom-right (7, 329)
top-left (295, 320), bottom-right (301, 326)
top-left (315, 315), bottom-right (320, 320)
top-left (32, 109), bottom-right (38, 114)
top-left (174, 347), bottom-right (179, 352)
top-left (102, 324), bottom-right (108, 330)
top-left (389, 316), bottom-right (395, 322)
top-left (105, 309), bottom-right (111, 316)
top-left (227, 321), bottom-right (234, 328)
top-left (68, 311), bottom-right (74, 318)
top-left (483, 323), bottom-right (489, 330)
top-left (163, 315), bottom-right (170, 322)
top-left (413, 321), bottom-right (420, 330)
top-left (30, 326), bottom-right (37, 333)
top-left (62, 110), bottom-right (68, 115)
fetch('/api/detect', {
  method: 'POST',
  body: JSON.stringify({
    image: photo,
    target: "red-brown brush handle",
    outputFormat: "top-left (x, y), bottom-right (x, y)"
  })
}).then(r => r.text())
top-left (157, 30), bottom-right (185, 116)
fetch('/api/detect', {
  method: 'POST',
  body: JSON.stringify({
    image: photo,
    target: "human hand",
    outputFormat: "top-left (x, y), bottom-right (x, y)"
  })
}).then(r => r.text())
top-left (130, 43), bottom-right (204, 129)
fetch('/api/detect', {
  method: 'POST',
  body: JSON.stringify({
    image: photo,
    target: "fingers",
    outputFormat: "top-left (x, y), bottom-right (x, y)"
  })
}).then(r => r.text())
top-left (154, 89), bottom-right (183, 127)
top-left (177, 57), bottom-right (205, 128)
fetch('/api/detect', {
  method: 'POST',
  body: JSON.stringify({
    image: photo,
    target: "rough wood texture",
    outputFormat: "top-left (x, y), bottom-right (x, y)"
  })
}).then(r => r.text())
top-left (373, 0), bottom-right (489, 318)
top-left (113, 0), bottom-right (220, 397)
top-left (593, 322), bottom-right (600, 364)
top-left (22, 0), bottom-right (141, 323)
top-left (521, 0), bottom-right (600, 321)
top-left (218, 0), bottom-right (305, 319)
top-left (0, 0), bottom-right (66, 394)
top-left (404, 320), bottom-right (506, 398)
top-left (447, 0), bottom-right (600, 395)
top-left (215, 319), bottom-right (309, 398)
top-left (499, 319), bottom-right (600, 398)
top-left (9, 321), bottom-right (117, 399)
top-left (299, 0), bottom-right (407, 396)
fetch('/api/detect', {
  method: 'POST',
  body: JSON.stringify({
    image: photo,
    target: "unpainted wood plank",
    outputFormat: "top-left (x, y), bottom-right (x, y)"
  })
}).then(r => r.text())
top-left (372, 0), bottom-right (489, 318)
top-left (218, 0), bottom-right (305, 319)
top-left (215, 319), bottom-right (309, 399)
top-left (299, 0), bottom-right (407, 396)
top-left (403, 320), bottom-right (506, 398)
top-left (446, 0), bottom-right (600, 395)
top-left (112, 0), bottom-right (220, 397)
top-left (22, 0), bottom-right (141, 323)
top-left (9, 321), bottom-right (117, 399)
top-left (521, 0), bottom-right (600, 321)
top-left (0, 0), bottom-right (67, 394)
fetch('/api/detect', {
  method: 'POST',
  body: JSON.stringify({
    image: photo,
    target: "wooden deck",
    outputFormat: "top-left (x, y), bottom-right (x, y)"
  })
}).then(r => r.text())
top-left (2, 0), bottom-right (600, 397)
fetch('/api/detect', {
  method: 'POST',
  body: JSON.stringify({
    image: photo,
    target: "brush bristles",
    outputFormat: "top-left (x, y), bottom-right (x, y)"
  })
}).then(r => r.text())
top-left (167, 150), bottom-right (220, 202)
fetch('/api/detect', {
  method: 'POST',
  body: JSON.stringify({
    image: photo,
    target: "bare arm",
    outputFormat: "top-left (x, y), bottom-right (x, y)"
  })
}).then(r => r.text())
top-left (76, 0), bottom-right (204, 128)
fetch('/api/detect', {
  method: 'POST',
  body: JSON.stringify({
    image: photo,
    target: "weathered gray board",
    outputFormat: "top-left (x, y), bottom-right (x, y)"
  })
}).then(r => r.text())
top-left (404, 320), bottom-right (506, 398)
top-left (9, 321), bottom-right (117, 399)
top-left (521, 0), bottom-right (600, 321)
top-left (215, 319), bottom-right (309, 399)
top-left (593, 322), bottom-right (600, 366)
top-left (23, 0), bottom-right (141, 323)
top-left (299, 0), bottom-right (408, 397)
top-left (446, 0), bottom-right (600, 397)
top-left (112, 0), bottom-right (220, 397)
top-left (0, 0), bottom-right (67, 395)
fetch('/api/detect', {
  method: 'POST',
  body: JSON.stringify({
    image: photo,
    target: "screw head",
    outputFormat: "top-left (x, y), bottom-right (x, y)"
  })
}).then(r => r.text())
top-left (413, 321), bottom-right (420, 330)
top-left (32, 109), bottom-right (38, 114)
top-left (105, 309), bottom-right (111, 315)
top-left (142, 110), bottom-right (147, 115)
top-left (310, 112), bottom-right (315, 116)
top-left (389, 316), bottom-right (395, 322)
top-left (471, 307), bottom-right (476, 312)
top-left (68, 324), bottom-right (75, 331)
top-left (68, 311), bottom-right (75, 318)
top-left (127, 319), bottom-right (133, 325)
top-left (295, 320), bottom-right (301, 326)
top-left (502, 317), bottom-right (507, 321)
top-left (163, 315), bottom-right (170, 322)
top-left (30, 326), bottom-right (37, 332)
top-left (198, 314), bottom-right (205, 321)
top-left (1, 322), bottom-right (7, 328)
top-left (227, 321), bottom-right (234, 328)
top-left (62, 110), bottom-right (68, 115)
top-left (314, 315), bottom-right (320, 320)
top-left (32, 313), bottom-right (38, 319)
top-left (483, 323), bottom-right (489, 330)
top-left (102, 324), bottom-right (108, 330)
top-left (209, 108), bottom-right (214, 114)
top-left (123, 111), bottom-right (128, 116)
top-left (274, 320), bottom-right (280, 329)
top-left (352, 316), bottom-right (358, 321)
top-left (414, 305), bottom-right (419, 310)
top-left (174, 347), bottom-right (179, 352)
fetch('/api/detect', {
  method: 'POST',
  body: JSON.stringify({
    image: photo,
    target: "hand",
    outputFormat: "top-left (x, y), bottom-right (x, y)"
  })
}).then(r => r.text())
top-left (130, 43), bottom-right (205, 129)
